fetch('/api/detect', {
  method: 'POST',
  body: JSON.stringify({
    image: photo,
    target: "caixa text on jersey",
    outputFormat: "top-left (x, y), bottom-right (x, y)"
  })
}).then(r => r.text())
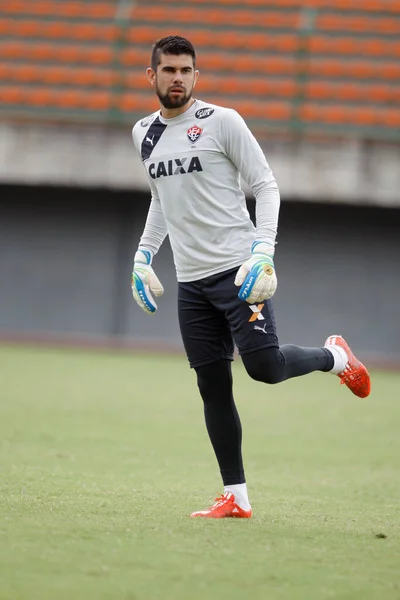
top-left (148, 157), bottom-right (203, 179)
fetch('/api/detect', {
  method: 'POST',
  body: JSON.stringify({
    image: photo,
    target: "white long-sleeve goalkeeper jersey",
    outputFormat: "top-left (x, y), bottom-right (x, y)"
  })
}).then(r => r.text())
top-left (131, 99), bottom-right (280, 283)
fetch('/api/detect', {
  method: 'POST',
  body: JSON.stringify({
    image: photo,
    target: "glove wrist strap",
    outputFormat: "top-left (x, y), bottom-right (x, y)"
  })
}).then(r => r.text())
top-left (134, 248), bottom-right (153, 265)
top-left (251, 241), bottom-right (275, 257)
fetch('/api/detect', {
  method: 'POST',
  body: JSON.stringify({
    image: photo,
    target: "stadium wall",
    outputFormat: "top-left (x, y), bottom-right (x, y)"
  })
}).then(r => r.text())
top-left (1, 122), bottom-right (400, 206)
top-left (1, 184), bottom-right (399, 364)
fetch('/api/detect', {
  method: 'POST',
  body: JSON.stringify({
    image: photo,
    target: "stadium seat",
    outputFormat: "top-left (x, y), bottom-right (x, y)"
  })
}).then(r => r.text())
top-left (133, 5), bottom-right (299, 28)
top-left (317, 13), bottom-right (400, 35)
top-left (0, 18), bottom-right (117, 42)
top-left (3, 1), bottom-right (118, 19)
top-left (305, 81), bottom-right (400, 103)
top-left (308, 36), bottom-right (400, 58)
top-left (126, 26), bottom-right (299, 53)
top-left (0, 0), bottom-right (399, 137)
top-left (306, 58), bottom-right (400, 80)
top-left (200, 53), bottom-right (296, 76)
top-left (118, 93), bottom-right (159, 114)
top-left (197, 75), bottom-right (297, 98)
top-left (301, 103), bottom-right (400, 128)
top-left (155, 0), bottom-right (400, 12)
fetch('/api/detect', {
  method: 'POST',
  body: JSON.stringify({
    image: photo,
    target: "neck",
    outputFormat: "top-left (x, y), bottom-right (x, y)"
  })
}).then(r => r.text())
top-left (160, 98), bottom-right (195, 119)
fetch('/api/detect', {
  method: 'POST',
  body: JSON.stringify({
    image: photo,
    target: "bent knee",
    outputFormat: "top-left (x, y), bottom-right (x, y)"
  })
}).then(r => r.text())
top-left (245, 364), bottom-right (282, 384)
top-left (242, 348), bottom-right (283, 385)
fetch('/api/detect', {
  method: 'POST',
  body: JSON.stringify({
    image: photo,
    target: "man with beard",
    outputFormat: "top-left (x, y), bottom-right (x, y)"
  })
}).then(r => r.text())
top-left (130, 36), bottom-right (371, 519)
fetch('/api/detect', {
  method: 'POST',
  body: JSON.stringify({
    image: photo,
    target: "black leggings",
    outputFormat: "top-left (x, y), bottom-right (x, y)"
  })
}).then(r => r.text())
top-left (241, 344), bottom-right (333, 384)
top-left (195, 345), bottom-right (333, 486)
top-left (196, 359), bottom-right (245, 485)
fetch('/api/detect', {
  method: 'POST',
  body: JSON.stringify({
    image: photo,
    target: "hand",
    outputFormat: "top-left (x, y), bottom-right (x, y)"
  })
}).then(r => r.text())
top-left (131, 249), bottom-right (164, 315)
top-left (234, 242), bottom-right (277, 303)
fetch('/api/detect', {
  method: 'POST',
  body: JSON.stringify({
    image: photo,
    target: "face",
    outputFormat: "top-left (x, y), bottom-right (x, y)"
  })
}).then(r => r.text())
top-left (147, 53), bottom-right (199, 110)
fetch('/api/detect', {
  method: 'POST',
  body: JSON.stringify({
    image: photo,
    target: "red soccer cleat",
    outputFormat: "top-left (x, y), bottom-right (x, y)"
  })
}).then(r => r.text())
top-left (325, 335), bottom-right (371, 398)
top-left (190, 492), bottom-right (252, 519)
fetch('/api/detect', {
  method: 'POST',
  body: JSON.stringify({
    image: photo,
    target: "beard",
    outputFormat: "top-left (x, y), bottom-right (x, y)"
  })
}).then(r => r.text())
top-left (156, 85), bottom-right (193, 109)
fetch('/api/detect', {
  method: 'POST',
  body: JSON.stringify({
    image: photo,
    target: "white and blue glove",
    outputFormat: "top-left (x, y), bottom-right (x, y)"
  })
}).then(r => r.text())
top-left (131, 249), bottom-right (164, 315)
top-left (234, 241), bottom-right (277, 303)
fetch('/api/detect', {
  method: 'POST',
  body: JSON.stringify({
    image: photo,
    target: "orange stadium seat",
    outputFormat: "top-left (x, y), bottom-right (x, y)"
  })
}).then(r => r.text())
top-left (127, 27), bottom-right (299, 53)
top-left (0, 18), bottom-right (117, 42)
top-left (308, 36), bottom-right (400, 58)
top-left (381, 109), bottom-right (400, 128)
top-left (198, 53), bottom-right (297, 76)
top-left (305, 81), bottom-right (400, 103)
top-left (52, 89), bottom-right (84, 109)
top-left (118, 93), bottom-right (159, 114)
top-left (83, 91), bottom-right (112, 111)
top-left (300, 104), bottom-right (400, 129)
top-left (0, 41), bottom-right (25, 59)
top-left (0, 0), bottom-right (399, 137)
top-left (19, 44), bottom-right (115, 65)
top-left (28, 87), bottom-right (54, 107)
top-left (51, 89), bottom-right (112, 110)
top-left (0, 84), bottom-right (113, 112)
top-left (7, 64), bottom-right (42, 83)
top-left (0, 86), bottom-right (24, 104)
top-left (54, 46), bottom-right (87, 64)
top-left (380, 62), bottom-right (400, 79)
top-left (316, 0), bottom-right (400, 12)
top-left (120, 48), bottom-right (150, 68)
top-left (154, 0), bottom-right (400, 12)
top-left (225, 99), bottom-right (292, 120)
top-left (124, 50), bottom-right (294, 76)
top-left (133, 5), bottom-right (299, 28)
top-left (2, 1), bottom-right (117, 19)
top-left (317, 13), bottom-right (400, 35)
top-left (0, 62), bottom-right (118, 88)
top-left (306, 58), bottom-right (400, 81)
top-left (197, 75), bottom-right (297, 98)
top-left (301, 104), bottom-right (354, 126)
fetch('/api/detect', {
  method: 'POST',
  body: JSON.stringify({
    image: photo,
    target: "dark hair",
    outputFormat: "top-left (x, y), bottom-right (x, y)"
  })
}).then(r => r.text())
top-left (150, 35), bottom-right (196, 72)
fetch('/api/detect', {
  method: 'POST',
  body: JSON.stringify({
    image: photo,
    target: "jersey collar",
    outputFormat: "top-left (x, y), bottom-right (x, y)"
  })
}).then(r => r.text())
top-left (158, 99), bottom-right (199, 124)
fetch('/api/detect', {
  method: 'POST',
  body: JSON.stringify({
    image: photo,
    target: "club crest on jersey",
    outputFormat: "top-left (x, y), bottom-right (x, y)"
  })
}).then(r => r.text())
top-left (187, 125), bottom-right (203, 144)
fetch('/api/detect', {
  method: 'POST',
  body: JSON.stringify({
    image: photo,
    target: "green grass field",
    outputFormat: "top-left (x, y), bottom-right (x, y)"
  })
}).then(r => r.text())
top-left (1, 344), bottom-right (399, 600)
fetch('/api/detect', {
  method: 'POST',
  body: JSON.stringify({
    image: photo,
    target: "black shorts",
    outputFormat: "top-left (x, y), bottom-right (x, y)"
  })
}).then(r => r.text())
top-left (178, 267), bottom-right (279, 368)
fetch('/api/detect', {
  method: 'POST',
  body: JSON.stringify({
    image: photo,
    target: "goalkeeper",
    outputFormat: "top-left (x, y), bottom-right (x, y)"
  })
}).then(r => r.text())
top-left (131, 35), bottom-right (371, 519)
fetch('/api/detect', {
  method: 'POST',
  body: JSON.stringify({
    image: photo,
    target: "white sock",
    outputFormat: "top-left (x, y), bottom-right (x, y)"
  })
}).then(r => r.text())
top-left (224, 483), bottom-right (251, 510)
top-left (326, 345), bottom-right (348, 375)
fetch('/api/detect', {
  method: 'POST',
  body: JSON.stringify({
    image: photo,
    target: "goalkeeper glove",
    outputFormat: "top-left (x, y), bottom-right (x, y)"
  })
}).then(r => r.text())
top-left (235, 241), bottom-right (277, 303)
top-left (131, 249), bottom-right (164, 315)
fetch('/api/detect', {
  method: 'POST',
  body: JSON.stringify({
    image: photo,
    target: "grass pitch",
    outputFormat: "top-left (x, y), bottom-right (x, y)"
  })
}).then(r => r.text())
top-left (1, 344), bottom-right (399, 600)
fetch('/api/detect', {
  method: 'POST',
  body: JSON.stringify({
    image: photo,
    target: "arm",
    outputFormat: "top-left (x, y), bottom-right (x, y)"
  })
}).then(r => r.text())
top-left (220, 110), bottom-right (279, 302)
top-left (131, 123), bottom-right (168, 256)
top-left (220, 109), bottom-right (280, 250)
top-left (138, 182), bottom-right (168, 257)
top-left (131, 125), bottom-right (168, 314)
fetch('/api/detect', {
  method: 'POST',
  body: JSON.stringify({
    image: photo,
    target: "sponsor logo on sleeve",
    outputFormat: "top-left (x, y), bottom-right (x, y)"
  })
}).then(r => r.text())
top-left (140, 114), bottom-right (156, 127)
top-left (195, 107), bottom-right (214, 119)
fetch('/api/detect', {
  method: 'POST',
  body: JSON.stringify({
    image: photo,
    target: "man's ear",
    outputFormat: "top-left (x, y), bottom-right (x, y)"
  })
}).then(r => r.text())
top-left (193, 70), bottom-right (199, 87)
top-left (146, 67), bottom-right (156, 86)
